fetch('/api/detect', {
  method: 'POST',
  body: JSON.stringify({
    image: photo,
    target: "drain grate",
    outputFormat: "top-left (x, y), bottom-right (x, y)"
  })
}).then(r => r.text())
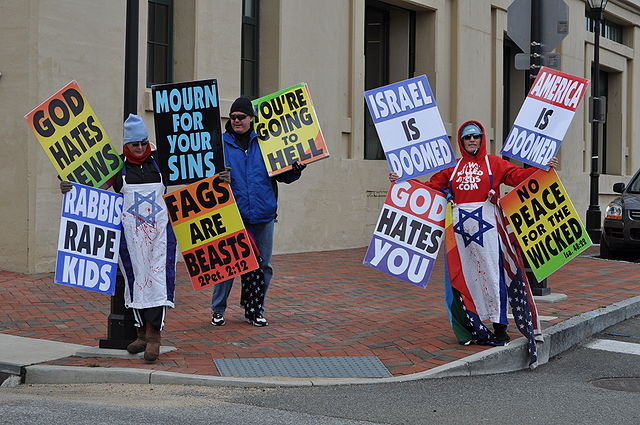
top-left (214, 356), bottom-right (392, 378)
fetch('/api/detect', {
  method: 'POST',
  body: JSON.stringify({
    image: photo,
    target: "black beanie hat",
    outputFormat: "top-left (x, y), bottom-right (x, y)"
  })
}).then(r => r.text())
top-left (230, 97), bottom-right (255, 116)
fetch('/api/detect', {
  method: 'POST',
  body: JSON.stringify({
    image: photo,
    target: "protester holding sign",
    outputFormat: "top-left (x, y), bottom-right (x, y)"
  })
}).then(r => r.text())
top-left (211, 97), bottom-right (306, 327)
top-left (390, 121), bottom-right (557, 354)
top-left (61, 114), bottom-right (177, 362)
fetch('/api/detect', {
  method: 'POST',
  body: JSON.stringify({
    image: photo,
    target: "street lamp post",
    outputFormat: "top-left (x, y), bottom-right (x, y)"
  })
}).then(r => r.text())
top-left (585, 0), bottom-right (608, 242)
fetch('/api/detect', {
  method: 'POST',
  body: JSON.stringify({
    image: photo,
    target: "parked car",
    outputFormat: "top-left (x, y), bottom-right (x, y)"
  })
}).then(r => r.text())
top-left (600, 168), bottom-right (640, 260)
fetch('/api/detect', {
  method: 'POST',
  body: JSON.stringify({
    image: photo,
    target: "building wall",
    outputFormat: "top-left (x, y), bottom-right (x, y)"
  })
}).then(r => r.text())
top-left (1, 0), bottom-right (639, 273)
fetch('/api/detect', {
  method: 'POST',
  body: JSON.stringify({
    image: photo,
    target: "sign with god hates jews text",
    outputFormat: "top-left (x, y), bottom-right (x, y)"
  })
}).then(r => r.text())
top-left (364, 180), bottom-right (447, 288)
top-left (25, 81), bottom-right (124, 188)
top-left (163, 174), bottom-right (260, 290)
top-left (55, 183), bottom-right (123, 295)
top-left (252, 83), bottom-right (329, 176)
top-left (152, 79), bottom-right (224, 185)
top-left (501, 67), bottom-right (589, 169)
top-left (365, 75), bottom-right (456, 182)
top-left (500, 168), bottom-right (591, 281)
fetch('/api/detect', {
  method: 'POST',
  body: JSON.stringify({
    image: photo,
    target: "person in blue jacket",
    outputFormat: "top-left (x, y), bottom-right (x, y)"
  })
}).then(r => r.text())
top-left (211, 97), bottom-right (306, 327)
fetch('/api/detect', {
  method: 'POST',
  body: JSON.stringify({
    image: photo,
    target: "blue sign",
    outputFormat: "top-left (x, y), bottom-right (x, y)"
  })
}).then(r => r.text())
top-left (55, 183), bottom-right (123, 295)
top-left (364, 75), bottom-right (456, 181)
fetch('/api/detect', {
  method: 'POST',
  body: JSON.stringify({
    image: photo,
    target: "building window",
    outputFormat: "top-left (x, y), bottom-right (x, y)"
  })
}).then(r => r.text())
top-left (147, 0), bottom-right (173, 87)
top-left (364, 1), bottom-right (415, 160)
top-left (242, 0), bottom-right (259, 98)
top-left (585, 15), bottom-right (623, 44)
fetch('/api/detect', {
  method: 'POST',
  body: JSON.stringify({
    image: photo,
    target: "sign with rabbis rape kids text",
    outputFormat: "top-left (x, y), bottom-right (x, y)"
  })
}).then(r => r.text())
top-left (501, 67), bottom-right (589, 169)
top-left (364, 180), bottom-right (447, 288)
top-left (500, 168), bottom-right (591, 282)
top-left (25, 81), bottom-right (123, 188)
top-left (252, 83), bottom-right (329, 176)
top-left (163, 174), bottom-right (260, 290)
top-left (365, 75), bottom-right (456, 182)
top-left (55, 183), bottom-right (123, 295)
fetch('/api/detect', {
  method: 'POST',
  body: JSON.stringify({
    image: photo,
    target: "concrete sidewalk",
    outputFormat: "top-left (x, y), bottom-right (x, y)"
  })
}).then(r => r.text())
top-left (1, 246), bottom-right (639, 387)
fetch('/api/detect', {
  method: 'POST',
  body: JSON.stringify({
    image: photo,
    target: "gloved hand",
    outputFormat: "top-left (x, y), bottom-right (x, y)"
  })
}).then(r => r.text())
top-left (291, 161), bottom-right (307, 173)
top-left (60, 181), bottom-right (73, 194)
top-left (219, 167), bottom-right (232, 183)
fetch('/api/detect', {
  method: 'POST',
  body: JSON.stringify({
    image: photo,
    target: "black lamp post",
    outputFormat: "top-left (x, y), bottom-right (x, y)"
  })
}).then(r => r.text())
top-left (585, 0), bottom-right (608, 242)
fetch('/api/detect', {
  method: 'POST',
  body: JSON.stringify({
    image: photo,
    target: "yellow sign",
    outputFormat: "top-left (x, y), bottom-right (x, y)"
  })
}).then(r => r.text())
top-left (24, 81), bottom-right (123, 188)
top-left (252, 83), bottom-right (329, 176)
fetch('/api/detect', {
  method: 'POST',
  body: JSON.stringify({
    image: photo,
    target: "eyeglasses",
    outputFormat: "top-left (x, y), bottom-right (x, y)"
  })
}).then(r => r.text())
top-left (462, 134), bottom-right (482, 141)
top-left (229, 113), bottom-right (248, 121)
top-left (129, 141), bottom-right (149, 148)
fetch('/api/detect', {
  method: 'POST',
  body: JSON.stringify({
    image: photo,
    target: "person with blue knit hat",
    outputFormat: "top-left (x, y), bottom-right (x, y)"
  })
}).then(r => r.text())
top-left (390, 120), bottom-right (558, 361)
top-left (61, 113), bottom-right (177, 362)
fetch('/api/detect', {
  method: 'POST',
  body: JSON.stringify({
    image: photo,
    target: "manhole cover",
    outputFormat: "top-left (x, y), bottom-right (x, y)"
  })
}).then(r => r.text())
top-left (591, 377), bottom-right (640, 393)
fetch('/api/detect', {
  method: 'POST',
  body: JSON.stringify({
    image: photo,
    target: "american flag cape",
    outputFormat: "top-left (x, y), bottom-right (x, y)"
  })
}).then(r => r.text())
top-left (443, 198), bottom-right (542, 367)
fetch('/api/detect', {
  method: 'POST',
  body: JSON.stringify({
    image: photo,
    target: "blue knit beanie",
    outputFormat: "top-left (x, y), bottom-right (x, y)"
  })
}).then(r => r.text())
top-left (123, 114), bottom-right (149, 144)
top-left (460, 123), bottom-right (482, 138)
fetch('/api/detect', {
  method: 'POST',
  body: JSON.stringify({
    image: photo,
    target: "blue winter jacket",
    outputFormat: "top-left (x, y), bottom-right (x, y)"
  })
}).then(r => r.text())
top-left (223, 126), bottom-right (301, 224)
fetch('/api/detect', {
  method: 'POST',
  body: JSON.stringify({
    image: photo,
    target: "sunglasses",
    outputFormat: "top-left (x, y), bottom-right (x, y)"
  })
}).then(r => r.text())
top-left (229, 113), bottom-right (249, 121)
top-left (462, 134), bottom-right (482, 141)
top-left (129, 141), bottom-right (149, 148)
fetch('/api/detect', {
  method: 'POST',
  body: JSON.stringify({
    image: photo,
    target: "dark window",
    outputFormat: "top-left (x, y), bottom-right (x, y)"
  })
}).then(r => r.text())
top-left (147, 0), bottom-right (173, 87)
top-left (585, 15), bottom-right (624, 44)
top-left (364, 1), bottom-right (415, 160)
top-left (242, 0), bottom-right (259, 98)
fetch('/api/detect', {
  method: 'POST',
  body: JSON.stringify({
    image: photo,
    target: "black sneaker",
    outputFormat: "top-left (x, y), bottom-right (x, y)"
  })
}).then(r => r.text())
top-left (245, 315), bottom-right (268, 327)
top-left (211, 313), bottom-right (225, 326)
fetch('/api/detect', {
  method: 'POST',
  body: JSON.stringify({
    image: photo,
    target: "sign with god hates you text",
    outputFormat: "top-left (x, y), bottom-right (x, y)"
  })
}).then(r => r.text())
top-left (252, 83), bottom-right (329, 176)
top-left (55, 183), bottom-right (123, 295)
top-left (364, 180), bottom-right (447, 288)
top-left (152, 79), bottom-right (224, 185)
top-left (163, 174), bottom-right (260, 290)
top-left (500, 168), bottom-right (591, 281)
top-left (501, 67), bottom-right (589, 169)
top-left (365, 75), bottom-right (455, 182)
top-left (25, 81), bottom-right (123, 188)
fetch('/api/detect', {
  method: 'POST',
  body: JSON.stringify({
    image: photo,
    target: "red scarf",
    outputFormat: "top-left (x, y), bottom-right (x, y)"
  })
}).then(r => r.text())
top-left (123, 143), bottom-right (152, 165)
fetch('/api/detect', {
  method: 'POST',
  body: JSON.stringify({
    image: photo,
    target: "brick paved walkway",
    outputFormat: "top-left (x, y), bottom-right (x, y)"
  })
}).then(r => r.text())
top-left (1, 246), bottom-right (638, 377)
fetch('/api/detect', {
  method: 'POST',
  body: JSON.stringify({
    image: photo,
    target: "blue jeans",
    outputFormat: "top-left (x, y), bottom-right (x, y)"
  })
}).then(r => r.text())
top-left (211, 220), bottom-right (274, 315)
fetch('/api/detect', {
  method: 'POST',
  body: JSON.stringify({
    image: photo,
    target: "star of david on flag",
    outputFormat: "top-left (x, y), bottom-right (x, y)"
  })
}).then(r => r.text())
top-left (127, 191), bottom-right (163, 227)
top-left (453, 206), bottom-right (494, 247)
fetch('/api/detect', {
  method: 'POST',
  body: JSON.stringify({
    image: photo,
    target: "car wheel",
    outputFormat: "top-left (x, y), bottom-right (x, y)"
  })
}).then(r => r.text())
top-left (599, 233), bottom-right (620, 260)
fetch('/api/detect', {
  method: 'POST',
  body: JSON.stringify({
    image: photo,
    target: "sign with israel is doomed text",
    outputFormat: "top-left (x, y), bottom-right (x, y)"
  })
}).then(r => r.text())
top-left (365, 75), bottom-right (456, 182)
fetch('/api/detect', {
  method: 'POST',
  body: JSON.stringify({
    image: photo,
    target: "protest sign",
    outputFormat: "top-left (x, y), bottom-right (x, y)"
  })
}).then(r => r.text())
top-left (252, 83), bottom-right (329, 176)
top-left (364, 75), bottom-right (456, 182)
top-left (500, 168), bottom-right (591, 281)
top-left (501, 67), bottom-right (589, 169)
top-left (55, 183), bottom-right (123, 295)
top-left (152, 79), bottom-right (224, 185)
top-left (363, 180), bottom-right (447, 288)
top-left (163, 174), bottom-right (259, 290)
top-left (25, 81), bottom-right (123, 188)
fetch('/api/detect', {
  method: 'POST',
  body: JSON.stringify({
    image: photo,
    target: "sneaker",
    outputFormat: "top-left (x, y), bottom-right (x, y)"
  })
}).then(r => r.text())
top-left (211, 313), bottom-right (225, 326)
top-left (245, 315), bottom-right (268, 327)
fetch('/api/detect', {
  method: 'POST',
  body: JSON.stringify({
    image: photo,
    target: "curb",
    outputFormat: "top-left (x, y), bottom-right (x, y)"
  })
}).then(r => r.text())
top-left (21, 296), bottom-right (640, 387)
